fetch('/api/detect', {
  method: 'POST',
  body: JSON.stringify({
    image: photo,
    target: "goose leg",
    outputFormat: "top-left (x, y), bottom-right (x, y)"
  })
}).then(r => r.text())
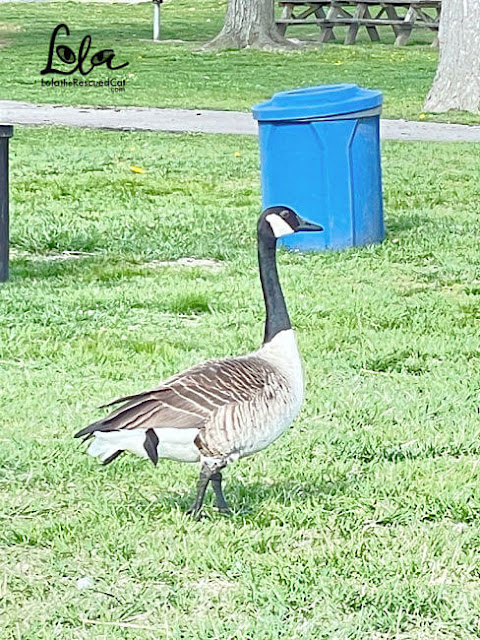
top-left (210, 471), bottom-right (232, 515)
top-left (187, 462), bottom-right (231, 518)
top-left (187, 468), bottom-right (211, 519)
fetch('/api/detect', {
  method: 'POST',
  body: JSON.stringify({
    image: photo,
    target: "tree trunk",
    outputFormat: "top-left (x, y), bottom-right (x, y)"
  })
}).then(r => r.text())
top-left (207, 0), bottom-right (294, 50)
top-left (424, 0), bottom-right (480, 113)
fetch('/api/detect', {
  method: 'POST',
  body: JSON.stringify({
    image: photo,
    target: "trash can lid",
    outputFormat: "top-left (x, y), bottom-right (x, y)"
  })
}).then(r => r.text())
top-left (252, 84), bottom-right (382, 122)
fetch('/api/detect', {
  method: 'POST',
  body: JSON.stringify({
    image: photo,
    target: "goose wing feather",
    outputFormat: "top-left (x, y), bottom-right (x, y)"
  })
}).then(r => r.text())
top-left (75, 355), bottom-right (281, 440)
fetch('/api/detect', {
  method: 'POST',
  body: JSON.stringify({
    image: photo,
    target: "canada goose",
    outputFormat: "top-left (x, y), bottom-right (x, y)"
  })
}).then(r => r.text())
top-left (75, 206), bottom-right (323, 517)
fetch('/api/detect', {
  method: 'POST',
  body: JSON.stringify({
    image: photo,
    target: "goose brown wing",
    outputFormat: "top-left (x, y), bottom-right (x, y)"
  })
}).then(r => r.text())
top-left (75, 356), bottom-right (279, 439)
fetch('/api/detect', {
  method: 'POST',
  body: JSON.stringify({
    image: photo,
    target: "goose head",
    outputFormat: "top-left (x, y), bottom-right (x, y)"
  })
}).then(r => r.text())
top-left (258, 206), bottom-right (323, 240)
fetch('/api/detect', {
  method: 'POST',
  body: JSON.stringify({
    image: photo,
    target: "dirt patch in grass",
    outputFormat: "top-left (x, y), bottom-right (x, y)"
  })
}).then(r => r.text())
top-left (145, 257), bottom-right (223, 270)
top-left (0, 23), bottom-right (21, 34)
top-left (0, 22), bottom-right (21, 49)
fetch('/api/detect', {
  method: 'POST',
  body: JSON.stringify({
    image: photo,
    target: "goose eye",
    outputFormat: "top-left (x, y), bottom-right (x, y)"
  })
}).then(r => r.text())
top-left (56, 45), bottom-right (76, 64)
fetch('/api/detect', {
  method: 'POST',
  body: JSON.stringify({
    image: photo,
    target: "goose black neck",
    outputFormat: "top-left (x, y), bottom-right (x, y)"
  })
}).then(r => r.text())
top-left (258, 230), bottom-right (291, 344)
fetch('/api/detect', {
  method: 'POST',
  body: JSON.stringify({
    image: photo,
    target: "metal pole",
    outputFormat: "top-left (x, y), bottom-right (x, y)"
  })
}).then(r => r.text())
top-left (153, 0), bottom-right (162, 41)
top-left (0, 125), bottom-right (13, 283)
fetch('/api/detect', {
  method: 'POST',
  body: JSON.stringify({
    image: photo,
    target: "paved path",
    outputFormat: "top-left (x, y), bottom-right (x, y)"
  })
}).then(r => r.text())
top-left (1, 100), bottom-right (480, 142)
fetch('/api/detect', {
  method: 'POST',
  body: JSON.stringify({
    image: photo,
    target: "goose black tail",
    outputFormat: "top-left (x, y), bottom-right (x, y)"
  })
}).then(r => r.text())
top-left (102, 450), bottom-right (125, 465)
top-left (74, 420), bottom-right (115, 441)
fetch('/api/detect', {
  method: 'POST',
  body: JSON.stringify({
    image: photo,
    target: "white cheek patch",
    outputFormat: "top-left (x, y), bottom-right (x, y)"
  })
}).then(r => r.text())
top-left (265, 214), bottom-right (295, 238)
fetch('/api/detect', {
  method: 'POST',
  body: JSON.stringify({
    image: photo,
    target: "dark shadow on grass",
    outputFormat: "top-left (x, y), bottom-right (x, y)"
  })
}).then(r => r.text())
top-left (9, 255), bottom-right (162, 283)
top-left (10, 255), bottom-right (103, 281)
top-left (147, 477), bottom-right (350, 520)
top-left (385, 212), bottom-right (424, 234)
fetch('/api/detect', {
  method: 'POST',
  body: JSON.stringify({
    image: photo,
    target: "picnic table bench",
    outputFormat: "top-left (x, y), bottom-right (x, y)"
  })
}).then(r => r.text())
top-left (277, 0), bottom-right (441, 45)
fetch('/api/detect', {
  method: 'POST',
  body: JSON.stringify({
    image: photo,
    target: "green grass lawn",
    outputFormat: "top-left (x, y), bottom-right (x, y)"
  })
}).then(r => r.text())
top-left (1, 126), bottom-right (480, 638)
top-left (0, 0), bottom-right (478, 125)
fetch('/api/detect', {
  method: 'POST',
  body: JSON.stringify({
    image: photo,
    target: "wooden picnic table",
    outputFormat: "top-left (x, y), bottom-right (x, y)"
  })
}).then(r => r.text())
top-left (277, 0), bottom-right (441, 45)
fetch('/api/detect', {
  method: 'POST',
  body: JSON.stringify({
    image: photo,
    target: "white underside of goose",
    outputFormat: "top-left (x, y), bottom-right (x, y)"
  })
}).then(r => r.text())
top-left (87, 426), bottom-right (201, 463)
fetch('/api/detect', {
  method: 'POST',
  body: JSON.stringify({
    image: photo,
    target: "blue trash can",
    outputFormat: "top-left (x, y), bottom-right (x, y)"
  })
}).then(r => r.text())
top-left (252, 84), bottom-right (384, 251)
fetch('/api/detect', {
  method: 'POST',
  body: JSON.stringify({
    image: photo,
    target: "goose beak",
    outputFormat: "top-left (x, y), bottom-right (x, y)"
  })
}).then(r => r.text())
top-left (296, 217), bottom-right (323, 232)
